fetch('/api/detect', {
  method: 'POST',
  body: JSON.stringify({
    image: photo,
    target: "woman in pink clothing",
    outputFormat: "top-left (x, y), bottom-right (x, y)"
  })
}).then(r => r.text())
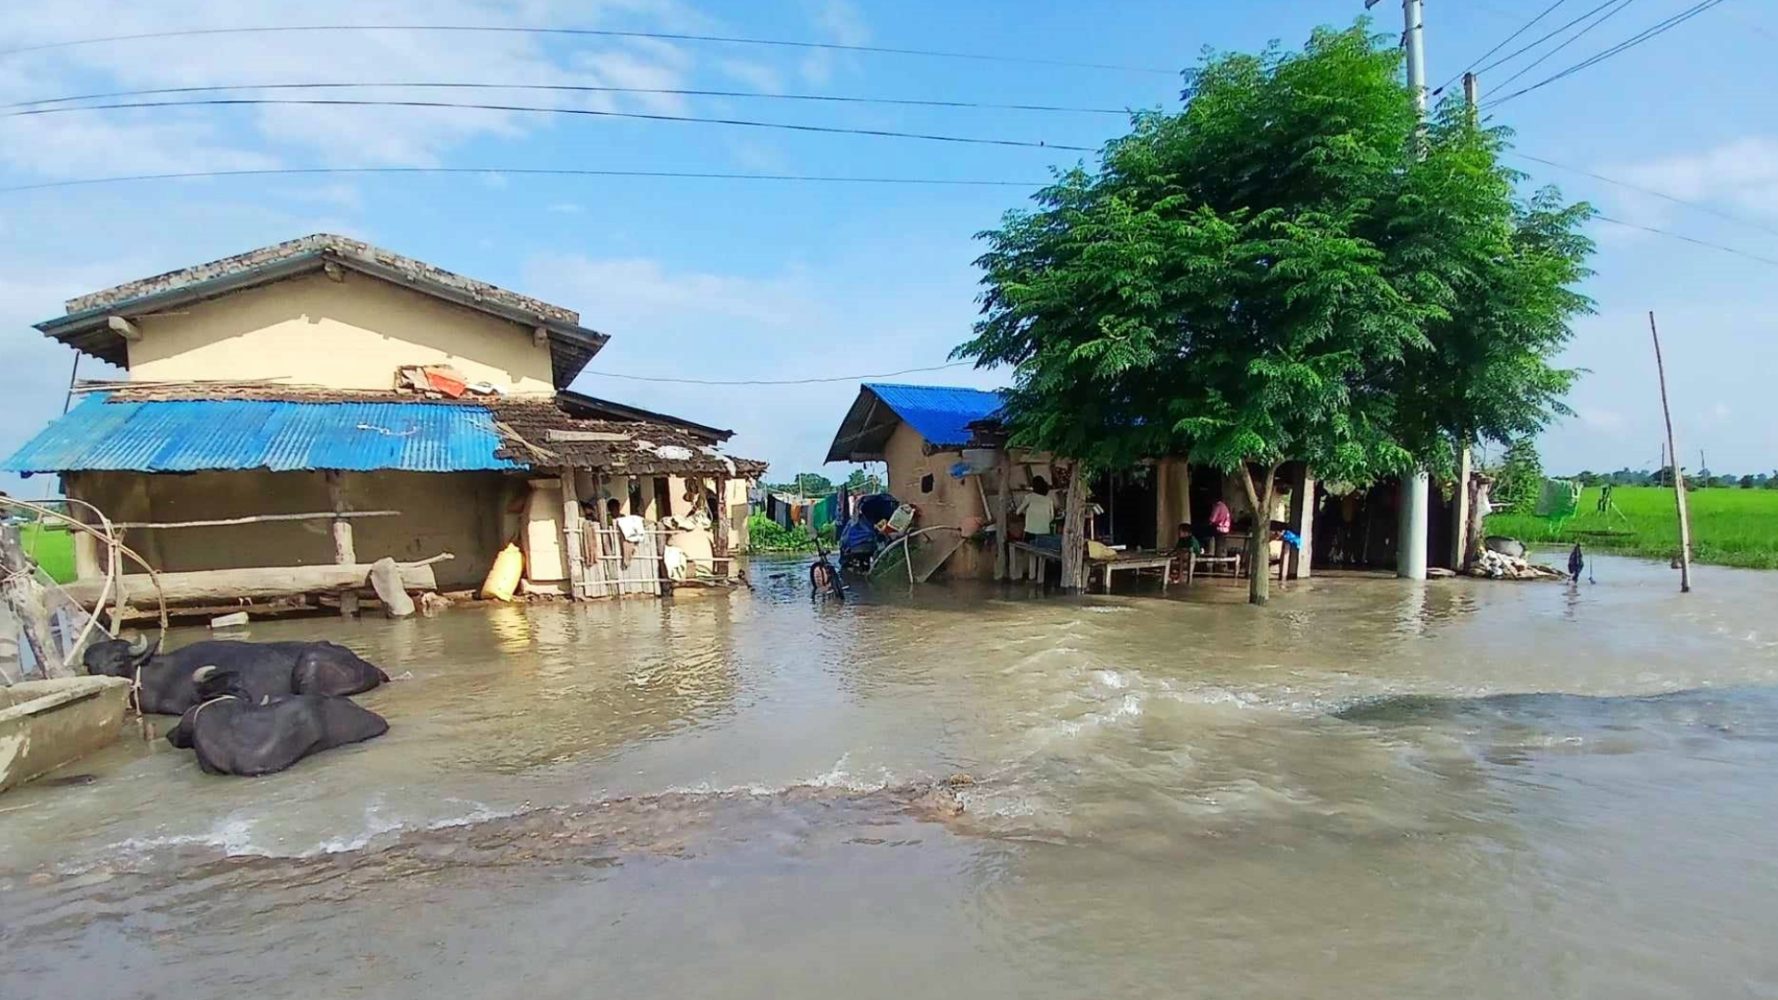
top-left (1209, 499), bottom-right (1232, 555)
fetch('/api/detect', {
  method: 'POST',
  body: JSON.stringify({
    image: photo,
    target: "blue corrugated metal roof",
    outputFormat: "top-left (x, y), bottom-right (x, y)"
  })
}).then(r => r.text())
top-left (863, 383), bottom-right (1004, 448)
top-left (1, 394), bottom-right (525, 475)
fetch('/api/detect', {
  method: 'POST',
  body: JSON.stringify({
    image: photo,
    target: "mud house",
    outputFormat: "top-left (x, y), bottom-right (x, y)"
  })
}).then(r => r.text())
top-left (2, 234), bottom-right (763, 611)
top-left (827, 382), bottom-right (1464, 583)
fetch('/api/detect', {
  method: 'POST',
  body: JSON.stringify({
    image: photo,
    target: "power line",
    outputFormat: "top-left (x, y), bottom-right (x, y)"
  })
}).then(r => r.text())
top-left (581, 362), bottom-right (976, 386)
top-left (1511, 152), bottom-right (1778, 239)
top-left (1592, 214), bottom-right (1778, 268)
top-left (1433, 0), bottom-right (1570, 97)
top-left (0, 166), bottom-right (1043, 196)
top-left (1472, 0), bottom-right (1627, 77)
top-left (2, 81), bottom-right (1132, 116)
top-left (0, 23), bottom-right (1176, 74)
top-left (4, 98), bottom-right (1100, 153)
top-left (8, 165), bottom-right (1769, 272)
top-left (1489, 0), bottom-right (1728, 106)
top-left (1489, 0), bottom-right (1639, 93)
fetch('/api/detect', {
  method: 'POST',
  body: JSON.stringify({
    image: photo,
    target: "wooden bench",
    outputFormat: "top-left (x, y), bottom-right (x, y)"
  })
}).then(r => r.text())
top-left (1007, 542), bottom-right (1176, 594)
top-left (1093, 552), bottom-right (1175, 593)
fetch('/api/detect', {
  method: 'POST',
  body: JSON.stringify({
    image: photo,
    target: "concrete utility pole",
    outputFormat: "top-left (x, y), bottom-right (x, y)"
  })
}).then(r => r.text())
top-left (1373, 0), bottom-right (1431, 579)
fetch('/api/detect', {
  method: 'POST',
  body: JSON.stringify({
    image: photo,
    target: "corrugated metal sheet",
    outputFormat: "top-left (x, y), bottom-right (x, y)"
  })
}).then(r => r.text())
top-left (863, 383), bottom-right (1004, 449)
top-left (1, 393), bottom-right (526, 474)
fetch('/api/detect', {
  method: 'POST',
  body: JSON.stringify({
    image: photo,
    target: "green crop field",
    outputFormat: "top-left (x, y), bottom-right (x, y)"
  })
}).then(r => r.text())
top-left (1485, 485), bottom-right (1778, 570)
top-left (17, 522), bottom-right (76, 584)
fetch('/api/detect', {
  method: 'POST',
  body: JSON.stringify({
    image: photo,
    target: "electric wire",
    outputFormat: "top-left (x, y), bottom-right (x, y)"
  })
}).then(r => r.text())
top-left (2, 97), bottom-right (1100, 152)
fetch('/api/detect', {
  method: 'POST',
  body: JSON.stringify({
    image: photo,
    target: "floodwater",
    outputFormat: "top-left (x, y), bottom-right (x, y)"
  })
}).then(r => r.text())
top-left (5, 555), bottom-right (1778, 999)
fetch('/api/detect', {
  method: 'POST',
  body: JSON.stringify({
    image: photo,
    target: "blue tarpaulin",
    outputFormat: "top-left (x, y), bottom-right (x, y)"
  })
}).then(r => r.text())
top-left (860, 383), bottom-right (1003, 449)
top-left (1, 393), bottom-right (525, 476)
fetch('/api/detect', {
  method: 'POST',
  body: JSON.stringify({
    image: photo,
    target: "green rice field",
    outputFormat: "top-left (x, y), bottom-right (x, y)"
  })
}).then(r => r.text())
top-left (1486, 485), bottom-right (1778, 570)
top-left (18, 522), bottom-right (76, 584)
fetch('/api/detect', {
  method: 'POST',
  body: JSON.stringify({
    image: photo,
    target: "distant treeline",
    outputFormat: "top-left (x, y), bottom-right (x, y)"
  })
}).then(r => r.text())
top-left (1569, 468), bottom-right (1778, 490)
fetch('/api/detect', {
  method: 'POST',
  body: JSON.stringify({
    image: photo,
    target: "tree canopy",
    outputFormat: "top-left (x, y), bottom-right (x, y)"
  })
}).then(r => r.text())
top-left (953, 22), bottom-right (1594, 599)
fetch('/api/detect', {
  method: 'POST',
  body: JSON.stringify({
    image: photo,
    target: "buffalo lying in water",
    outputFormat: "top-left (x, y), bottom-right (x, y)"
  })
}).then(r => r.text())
top-left (83, 636), bottom-right (389, 715)
top-left (167, 667), bottom-right (389, 776)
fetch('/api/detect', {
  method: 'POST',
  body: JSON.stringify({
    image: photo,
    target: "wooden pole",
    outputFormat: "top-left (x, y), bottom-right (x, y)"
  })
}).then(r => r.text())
top-left (714, 476), bottom-right (731, 567)
top-left (111, 510), bottom-right (399, 530)
top-left (559, 470), bottom-right (587, 600)
top-left (1, 524), bottom-right (70, 679)
top-left (993, 450), bottom-right (1012, 581)
top-left (326, 471), bottom-right (359, 616)
top-left (1649, 311), bottom-right (1692, 593)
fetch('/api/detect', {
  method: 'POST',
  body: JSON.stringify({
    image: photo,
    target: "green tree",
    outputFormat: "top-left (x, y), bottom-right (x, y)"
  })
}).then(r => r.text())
top-left (1495, 438), bottom-right (1544, 511)
top-left (955, 23), bottom-right (1591, 603)
top-left (766, 473), bottom-right (834, 497)
top-left (844, 468), bottom-right (885, 494)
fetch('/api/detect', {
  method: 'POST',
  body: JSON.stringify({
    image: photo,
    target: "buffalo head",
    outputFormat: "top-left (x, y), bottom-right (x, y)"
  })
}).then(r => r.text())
top-left (82, 633), bottom-right (160, 677)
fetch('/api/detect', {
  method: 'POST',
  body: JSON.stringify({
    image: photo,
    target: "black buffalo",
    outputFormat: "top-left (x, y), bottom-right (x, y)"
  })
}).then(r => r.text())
top-left (83, 636), bottom-right (389, 715)
top-left (167, 667), bottom-right (389, 776)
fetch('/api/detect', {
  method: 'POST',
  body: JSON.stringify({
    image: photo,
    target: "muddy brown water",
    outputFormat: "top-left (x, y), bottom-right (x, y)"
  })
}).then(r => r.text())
top-left (4, 555), bottom-right (1778, 998)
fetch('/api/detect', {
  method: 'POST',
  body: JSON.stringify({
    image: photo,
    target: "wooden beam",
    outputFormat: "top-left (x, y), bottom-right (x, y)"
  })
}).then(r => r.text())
top-left (111, 510), bottom-right (399, 529)
top-left (106, 315), bottom-right (142, 341)
top-left (64, 556), bottom-right (453, 609)
top-left (322, 260), bottom-right (346, 282)
top-left (533, 325), bottom-right (550, 347)
top-left (546, 429), bottom-right (631, 443)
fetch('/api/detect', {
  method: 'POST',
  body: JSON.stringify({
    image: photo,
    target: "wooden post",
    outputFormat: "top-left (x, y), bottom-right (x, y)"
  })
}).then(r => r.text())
top-left (1649, 311), bottom-right (1693, 592)
top-left (1450, 444), bottom-right (1471, 571)
top-left (1060, 461), bottom-right (1087, 592)
top-left (1, 524), bottom-right (69, 679)
top-left (559, 470), bottom-right (587, 600)
top-left (714, 476), bottom-right (731, 570)
top-left (326, 471), bottom-right (359, 617)
top-left (993, 450), bottom-right (1012, 581)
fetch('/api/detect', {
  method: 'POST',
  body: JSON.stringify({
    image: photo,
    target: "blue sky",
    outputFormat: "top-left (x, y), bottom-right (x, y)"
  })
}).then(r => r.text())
top-left (2, 0), bottom-right (1773, 493)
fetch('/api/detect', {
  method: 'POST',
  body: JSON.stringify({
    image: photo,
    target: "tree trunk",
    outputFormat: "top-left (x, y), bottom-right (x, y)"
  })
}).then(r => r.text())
top-left (1464, 477), bottom-right (1491, 568)
top-left (1238, 463), bottom-right (1280, 606)
top-left (1060, 461), bottom-right (1087, 592)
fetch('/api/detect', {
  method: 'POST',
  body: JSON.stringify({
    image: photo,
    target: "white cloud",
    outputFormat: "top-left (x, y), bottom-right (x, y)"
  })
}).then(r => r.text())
top-left (521, 254), bottom-right (820, 332)
top-left (0, 1), bottom-right (705, 176)
top-left (547, 202), bottom-right (585, 214)
top-left (1608, 136), bottom-right (1778, 224)
top-left (797, 0), bottom-right (869, 85)
top-left (1575, 406), bottom-right (1626, 432)
top-left (718, 59), bottom-right (787, 95)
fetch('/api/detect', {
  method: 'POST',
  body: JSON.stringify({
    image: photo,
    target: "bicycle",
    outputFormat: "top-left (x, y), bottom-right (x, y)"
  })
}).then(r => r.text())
top-left (809, 534), bottom-right (845, 602)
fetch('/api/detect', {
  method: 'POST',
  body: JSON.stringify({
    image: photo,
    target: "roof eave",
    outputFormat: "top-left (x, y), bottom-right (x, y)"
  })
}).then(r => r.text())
top-left (554, 389), bottom-right (733, 442)
top-left (35, 250), bottom-right (609, 385)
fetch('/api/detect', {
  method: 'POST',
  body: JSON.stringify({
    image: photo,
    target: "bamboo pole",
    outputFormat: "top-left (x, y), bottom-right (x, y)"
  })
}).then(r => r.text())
top-left (993, 450), bottom-right (1012, 581)
top-left (1649, 311), bottom-right (1692, 593)
top-left (110, 510), bottom-right (399, 529)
